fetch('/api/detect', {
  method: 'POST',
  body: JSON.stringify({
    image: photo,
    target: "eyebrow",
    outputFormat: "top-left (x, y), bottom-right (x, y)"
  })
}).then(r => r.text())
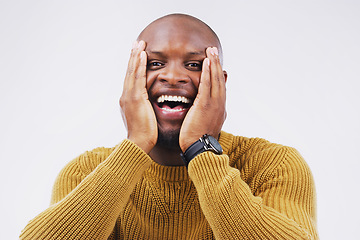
top-left (148, 51), bottom-right (164, 55)
top-left (147, 51), bottom-right (205, 57)
top-left (188, 51), bottom-right (205, 56)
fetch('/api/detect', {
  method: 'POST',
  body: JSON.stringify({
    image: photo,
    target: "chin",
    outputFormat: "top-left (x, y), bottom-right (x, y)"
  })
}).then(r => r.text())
top-left (157, 128), bottom-right (181, 150)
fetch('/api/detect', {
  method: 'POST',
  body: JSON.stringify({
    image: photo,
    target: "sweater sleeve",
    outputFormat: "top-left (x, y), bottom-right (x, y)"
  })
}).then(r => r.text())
top-left (188, 147), bottom-right (318, 240)
top-left (20, 139), bottom-right (152, 240)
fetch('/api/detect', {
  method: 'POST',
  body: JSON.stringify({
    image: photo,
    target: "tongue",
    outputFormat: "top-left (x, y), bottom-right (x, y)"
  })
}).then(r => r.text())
top-left (162, 103), bottom-right (185, 110)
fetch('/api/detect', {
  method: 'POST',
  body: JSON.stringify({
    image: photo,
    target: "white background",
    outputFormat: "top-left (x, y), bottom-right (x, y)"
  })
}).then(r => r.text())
top-left (1, 1), bottom-right (359, 239)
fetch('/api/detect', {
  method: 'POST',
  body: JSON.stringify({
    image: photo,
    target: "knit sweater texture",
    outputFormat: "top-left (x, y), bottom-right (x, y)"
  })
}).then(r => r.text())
top-left (20, 131), bottom-right (318, 239)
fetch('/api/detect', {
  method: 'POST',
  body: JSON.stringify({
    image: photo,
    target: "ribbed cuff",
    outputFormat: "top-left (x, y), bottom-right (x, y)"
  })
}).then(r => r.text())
top-left (102, 139), bottom-right (152, 178)
top-left (188, 151), bottom-right (231, 187)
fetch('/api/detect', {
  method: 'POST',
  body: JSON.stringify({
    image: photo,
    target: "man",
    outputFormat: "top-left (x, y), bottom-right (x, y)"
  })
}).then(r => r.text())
top-left (20, 14), bottom-right (318, 239)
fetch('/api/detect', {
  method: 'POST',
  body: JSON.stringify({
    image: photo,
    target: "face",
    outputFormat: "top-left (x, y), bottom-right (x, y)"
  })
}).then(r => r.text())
top-left (138, 18), bottom-right (221, 149)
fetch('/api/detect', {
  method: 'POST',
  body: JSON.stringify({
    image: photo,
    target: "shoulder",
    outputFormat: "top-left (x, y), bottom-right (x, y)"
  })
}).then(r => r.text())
top-left (221, 131), bottom-right (310, 182)
top-left (76, 146), bottom-right (117, 175)
top-left (56, 146), bottom-right (116, 180)
top-left (220, 131), bottom-right (285, 165)
top-left (50, 145), bottom-right (117, 204)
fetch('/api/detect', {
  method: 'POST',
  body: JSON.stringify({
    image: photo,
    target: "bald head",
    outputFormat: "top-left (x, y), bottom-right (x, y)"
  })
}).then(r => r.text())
top-left (138, 14), bottom-right (223, 64)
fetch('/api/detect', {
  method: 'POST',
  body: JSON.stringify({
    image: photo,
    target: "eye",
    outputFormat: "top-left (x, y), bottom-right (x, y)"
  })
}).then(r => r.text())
top-left (147, 61), bottom-right (164, 70)
top-left (185, 62), bottom-right (202, 71)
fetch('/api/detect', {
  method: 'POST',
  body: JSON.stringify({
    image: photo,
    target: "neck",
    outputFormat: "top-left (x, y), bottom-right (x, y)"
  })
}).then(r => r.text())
top-left (149, 144), bottom-right (185, 166)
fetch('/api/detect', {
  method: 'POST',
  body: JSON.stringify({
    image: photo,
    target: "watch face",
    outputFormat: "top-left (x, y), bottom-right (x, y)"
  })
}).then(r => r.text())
top-left (207, 135), bottom-right (223, 154)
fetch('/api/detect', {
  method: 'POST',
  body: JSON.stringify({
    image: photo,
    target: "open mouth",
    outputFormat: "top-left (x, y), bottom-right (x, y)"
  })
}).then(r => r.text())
top-left (156, 95), bottom-right (192, 113)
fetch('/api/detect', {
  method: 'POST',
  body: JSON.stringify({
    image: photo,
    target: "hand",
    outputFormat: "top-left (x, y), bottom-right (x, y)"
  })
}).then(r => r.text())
top-left (179, 47), bottom-right (227, 152)
top-left (119, 41), bottom-right (157, 153)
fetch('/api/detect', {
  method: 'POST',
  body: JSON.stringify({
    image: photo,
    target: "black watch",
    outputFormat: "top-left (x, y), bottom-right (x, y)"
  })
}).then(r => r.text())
top-left (180, 134), bottom-right (223, 167)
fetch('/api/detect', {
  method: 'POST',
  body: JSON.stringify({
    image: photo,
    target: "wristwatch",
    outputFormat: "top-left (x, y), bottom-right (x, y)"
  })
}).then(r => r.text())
top-left (180, 134), bottom-right (223, 167)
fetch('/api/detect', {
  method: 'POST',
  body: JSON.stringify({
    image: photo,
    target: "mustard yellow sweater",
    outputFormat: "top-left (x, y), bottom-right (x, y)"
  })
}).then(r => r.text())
top-left (20, 132), bottom-right (318, 239)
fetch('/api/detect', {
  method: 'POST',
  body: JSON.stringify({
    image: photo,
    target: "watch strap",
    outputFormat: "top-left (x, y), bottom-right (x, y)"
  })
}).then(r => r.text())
top-left (180, 139), bottom-right (206, 167)
top-left (180, 134), bottom-right (222, 167)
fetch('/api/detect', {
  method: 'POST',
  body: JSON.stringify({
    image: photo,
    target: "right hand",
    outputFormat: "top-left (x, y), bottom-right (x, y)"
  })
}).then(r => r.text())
top-left (119, 40), bottom-right (157, 153)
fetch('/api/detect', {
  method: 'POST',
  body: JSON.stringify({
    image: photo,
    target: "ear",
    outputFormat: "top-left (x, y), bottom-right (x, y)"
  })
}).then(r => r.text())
top-left (223, 70), bottom-right (228, 83)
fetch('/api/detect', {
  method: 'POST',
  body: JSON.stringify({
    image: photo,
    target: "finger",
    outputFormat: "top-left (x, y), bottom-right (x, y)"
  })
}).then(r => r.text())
top-left (123, 41), bottom-right (140, 90)
top-left (197, 57), bottom-right (211, 100)
top-left (214, 48), bottom-right (226, 98)
top-left (133, 41), bottom-right (147, 90)
top-left (208, 47), bottom-right (223, 97)
top-left (134, 50), bottom-right (147, 89)
top-left (126, 40), bottom-right (146, 92)
top-left (125, 41), bottom-right (146, 89)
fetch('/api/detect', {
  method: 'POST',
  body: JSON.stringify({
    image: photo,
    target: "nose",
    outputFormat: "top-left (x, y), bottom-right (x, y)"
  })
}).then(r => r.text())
top-left (157, 63), bottom-right (190, 85)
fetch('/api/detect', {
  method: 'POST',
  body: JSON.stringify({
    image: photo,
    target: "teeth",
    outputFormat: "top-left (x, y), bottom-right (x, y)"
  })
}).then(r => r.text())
top-left (162, 107), bottom-right (186, 112)
top-left (157, 95), bottom-right (190, 104)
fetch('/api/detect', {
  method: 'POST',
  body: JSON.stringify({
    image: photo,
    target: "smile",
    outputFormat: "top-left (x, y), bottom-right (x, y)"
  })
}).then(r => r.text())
top-left (156, 95), bottom-right (192, 113)
top-left (157, 95), bottom-right (191, 104)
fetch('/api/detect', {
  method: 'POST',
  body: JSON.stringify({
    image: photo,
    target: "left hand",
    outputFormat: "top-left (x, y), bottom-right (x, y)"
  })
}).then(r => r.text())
top-left (179, 47), bottom-right (227, 152)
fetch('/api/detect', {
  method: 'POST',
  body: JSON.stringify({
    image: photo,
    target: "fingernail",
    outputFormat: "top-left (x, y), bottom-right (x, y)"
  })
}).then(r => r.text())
top-left (205, 58), bottom-right (210, 67)
top-left (202, 58), bottom-right (209, 69)
top-left (208, 48), bottom-right (214, 56)
top-left (138, 40), bottom-right (144, 48)
top-left (140, 51), bottom-right (146, 59)
top-left (213, 47), bottom-right (219, 56)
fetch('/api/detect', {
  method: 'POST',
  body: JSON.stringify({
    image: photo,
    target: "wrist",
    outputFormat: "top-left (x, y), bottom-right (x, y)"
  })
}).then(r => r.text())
top-left (180, 134), bottom-right (223, 167)
top-left (129, 137), bottom-right (155, 154)
top-left (180, 138), bottom-right (199, 153)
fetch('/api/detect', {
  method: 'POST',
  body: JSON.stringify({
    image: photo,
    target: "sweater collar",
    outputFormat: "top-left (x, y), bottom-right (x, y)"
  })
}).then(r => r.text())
top-left (146, 163), bottom-right (189, 182)
top-left (145, 131), bottom-right (234, 182)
